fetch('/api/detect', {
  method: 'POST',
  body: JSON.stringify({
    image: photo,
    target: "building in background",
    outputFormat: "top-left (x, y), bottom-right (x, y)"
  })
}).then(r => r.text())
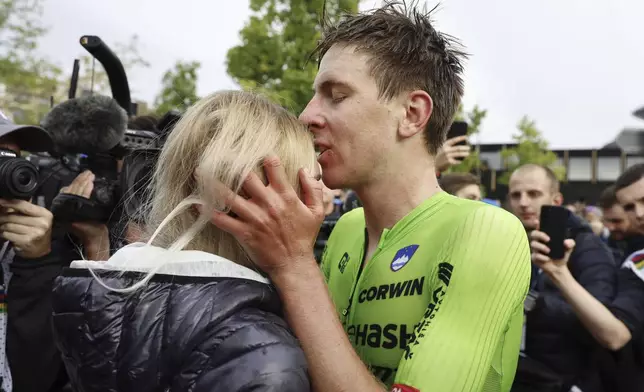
top-left (478, 118), bottom-right (644, 204)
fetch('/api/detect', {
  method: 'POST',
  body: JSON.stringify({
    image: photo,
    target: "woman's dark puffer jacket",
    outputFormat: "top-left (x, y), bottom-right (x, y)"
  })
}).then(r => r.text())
top-left (51, 243), bottom-right (310, 392)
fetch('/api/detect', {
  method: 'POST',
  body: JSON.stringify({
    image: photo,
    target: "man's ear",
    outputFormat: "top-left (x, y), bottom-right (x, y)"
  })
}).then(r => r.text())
top-left (398, 90), bottom-right (433, 139)
top-left (553, 193), bottom-right (564, 206)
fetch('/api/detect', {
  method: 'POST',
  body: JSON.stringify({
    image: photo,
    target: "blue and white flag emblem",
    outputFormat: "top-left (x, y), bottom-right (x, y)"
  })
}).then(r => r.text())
top-left (390, 245), bottom-right (419, 272)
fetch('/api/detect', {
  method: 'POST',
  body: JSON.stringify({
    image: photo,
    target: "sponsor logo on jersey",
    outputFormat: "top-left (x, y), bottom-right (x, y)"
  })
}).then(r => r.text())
top-left (390, 245), bottom-right (419, 272)
top-left (622, 249), bottom-right (644, 282)
top-left (347, 323), bottom-right (417, 350)
top-left (391, 385), bottom-right (420, 392)
top-left (338, 252), bottom-right (350, 273)
top-left (358, 277), bottom-right (424, 303)
top-left (403, 262), bottom-right (454, 360)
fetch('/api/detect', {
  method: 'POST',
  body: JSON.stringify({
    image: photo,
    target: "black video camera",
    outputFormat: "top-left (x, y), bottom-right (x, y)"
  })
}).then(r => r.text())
top-left (49, 152), bottom-right (121, 223)
top-left (50, 129), bottom-right (161, 223)
top-left (0, 149), bottom-right (40, 201)
top-left (119, 129), bottom-right (163, 222)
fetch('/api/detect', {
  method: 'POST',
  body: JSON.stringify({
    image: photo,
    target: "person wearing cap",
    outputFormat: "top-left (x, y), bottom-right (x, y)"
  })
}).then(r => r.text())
top-left (0, 111), bottom-right (76, 392)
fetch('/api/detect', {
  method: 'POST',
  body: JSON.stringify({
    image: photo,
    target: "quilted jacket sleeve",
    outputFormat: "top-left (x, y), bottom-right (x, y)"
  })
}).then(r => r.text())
top-left (181, 309), bottom-right (310, 392)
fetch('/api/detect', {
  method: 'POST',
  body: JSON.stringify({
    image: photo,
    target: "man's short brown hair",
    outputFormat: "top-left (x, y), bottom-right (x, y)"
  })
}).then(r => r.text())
top-left (511, 164), bottom-right (560, 194)
top-left (598, 185), bottom-right (618, 210)
top-left (439, 173), bottom-right (480, 196)
top-left (314, 1), bottom-right (467, 155)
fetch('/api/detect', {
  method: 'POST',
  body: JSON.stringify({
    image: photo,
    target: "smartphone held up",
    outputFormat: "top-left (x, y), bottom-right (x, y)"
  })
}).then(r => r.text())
top-left (539, 205), bottom-right (570, 260)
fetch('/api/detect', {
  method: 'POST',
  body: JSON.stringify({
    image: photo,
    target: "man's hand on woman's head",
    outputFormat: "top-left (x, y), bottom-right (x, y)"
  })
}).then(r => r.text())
top-left (205, 156), bottom-right (325, 278)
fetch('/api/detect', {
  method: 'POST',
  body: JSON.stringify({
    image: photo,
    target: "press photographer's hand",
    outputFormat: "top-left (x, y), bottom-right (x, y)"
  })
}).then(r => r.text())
top-left (0, 199), bottom-right (53, 259)
top-left (530, 230), bottom-right (576, 277)
top-left (206, 156), bottom-right (325, 277)
top-left (60, 171), bottom-right (110, 260)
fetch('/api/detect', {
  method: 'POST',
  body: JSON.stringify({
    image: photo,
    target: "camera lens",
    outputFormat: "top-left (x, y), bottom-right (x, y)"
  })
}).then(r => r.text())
top-left (0, 158), bottom-right (39, 200)
top-left (17, 171), bottom-right (30, 186)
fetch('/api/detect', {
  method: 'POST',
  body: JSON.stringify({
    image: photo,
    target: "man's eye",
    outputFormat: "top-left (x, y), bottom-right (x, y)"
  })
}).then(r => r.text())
top-left (332, 96), bottom-right (346, 103)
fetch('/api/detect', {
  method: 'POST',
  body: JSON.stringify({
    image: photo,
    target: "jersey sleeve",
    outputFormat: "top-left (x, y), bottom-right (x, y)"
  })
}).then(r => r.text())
top-left (393, 206), bottom-right (531, 392)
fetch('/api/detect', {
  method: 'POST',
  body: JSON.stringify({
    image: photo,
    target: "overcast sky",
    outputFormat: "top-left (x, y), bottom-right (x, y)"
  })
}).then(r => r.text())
top-left (38, 0), bottom-right (644, 149)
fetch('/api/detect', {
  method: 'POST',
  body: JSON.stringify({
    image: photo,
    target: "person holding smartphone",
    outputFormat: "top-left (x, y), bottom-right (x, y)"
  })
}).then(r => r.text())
top-left (507, 163), bottom-right (617, 391)
top-left (530, 163), bottom-right (644, 392)
top-left (435, 121), bottom-right (471, 173)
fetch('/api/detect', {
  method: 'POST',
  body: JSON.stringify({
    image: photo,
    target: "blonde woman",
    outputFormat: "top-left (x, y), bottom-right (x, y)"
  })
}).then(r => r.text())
top-left (51, 91), bottom-right (315, 391)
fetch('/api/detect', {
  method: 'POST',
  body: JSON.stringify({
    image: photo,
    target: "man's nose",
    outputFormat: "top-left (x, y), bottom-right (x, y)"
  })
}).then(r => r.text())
top-left (636, 204), bottom-right (644, 219)
top-left (299, 97), bottom-right (324, 131)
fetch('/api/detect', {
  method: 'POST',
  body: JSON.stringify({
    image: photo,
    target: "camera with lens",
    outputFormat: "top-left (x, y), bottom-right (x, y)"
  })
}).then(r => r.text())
top-left (50, 127), bottom-right (163, 224)
top-left (0, 149), bottom-right (40, 201)
top-left (49, 152), bottom-right (121, 223)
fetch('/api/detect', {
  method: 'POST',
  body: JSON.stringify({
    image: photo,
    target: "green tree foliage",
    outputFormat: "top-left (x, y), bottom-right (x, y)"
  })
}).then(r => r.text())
top-left (154, 60), bottom-right (201, 115)
top-left (450, 105), bottom-right (487, 173)
top-left (0, 0), bottom-right (62, 124)
top-left (226, 0), bottom-right (359, 114)
top-left (498, 115), bottom-right (566, 184)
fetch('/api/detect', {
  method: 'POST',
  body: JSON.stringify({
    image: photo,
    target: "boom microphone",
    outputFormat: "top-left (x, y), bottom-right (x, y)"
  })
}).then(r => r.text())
top-left (41, 95), bottom-right (128, 155)
top-left (80, 35), bottom-right (133, 115)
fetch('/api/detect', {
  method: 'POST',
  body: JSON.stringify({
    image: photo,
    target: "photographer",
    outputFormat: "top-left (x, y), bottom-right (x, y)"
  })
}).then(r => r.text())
top-left (0, 113), bottom-right (75, 392)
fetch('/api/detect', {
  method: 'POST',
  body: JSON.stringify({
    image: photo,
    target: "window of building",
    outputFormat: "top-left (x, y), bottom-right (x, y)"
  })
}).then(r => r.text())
top-left (568, 157), bottom-right (592, 181)
top-left (480, 151), bottom-right (502, 170)
top-left (597, 157), bottom-right (621, 181)
top-left (627, 155), bottom-right (644, 168)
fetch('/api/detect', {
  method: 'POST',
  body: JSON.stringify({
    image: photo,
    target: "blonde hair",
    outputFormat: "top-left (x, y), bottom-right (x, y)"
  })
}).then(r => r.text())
top-left (93, 90), bottom-right (317, 292)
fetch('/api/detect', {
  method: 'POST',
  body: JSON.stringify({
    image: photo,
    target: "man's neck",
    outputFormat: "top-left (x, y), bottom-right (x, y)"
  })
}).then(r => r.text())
top-left (355, 164), bottom-right (441, 250)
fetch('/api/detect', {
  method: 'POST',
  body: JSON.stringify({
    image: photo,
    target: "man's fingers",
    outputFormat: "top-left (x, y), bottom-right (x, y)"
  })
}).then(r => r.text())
top-left (530, 240), bottom-right (550, 255)
top-left (0, 231), bottom-right (22, 244)
top-left (531, 252), bottom-right (551, 265)
top-left (564, 239), bottom-right (576, 251)
top-left (444, 135), bottom-right (468, 146)
top-left (209, 209), bottom-right (251, 240)
top-left (263, 156), bottom-right (292, 194)
top-left (530, 230), bottom-right (550, 243)
top-left (0, 214), bottom-right (46, 228)
top-left (0, 199), bottom-right (50, 218)
top-left (450, 151), bottom-right (470, 158)
top-left (0, 222), bottom-right (31, 235)
top-left (79, 174), bottom-right (95, 198)
top-left (299, 168), bottom-right (324, 215)
top-left (241, 171), bottom-right (269, 202)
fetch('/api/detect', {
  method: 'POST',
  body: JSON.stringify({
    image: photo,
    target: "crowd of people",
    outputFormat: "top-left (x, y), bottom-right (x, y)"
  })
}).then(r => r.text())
top-left (0, 2), bottom-right (641, 392)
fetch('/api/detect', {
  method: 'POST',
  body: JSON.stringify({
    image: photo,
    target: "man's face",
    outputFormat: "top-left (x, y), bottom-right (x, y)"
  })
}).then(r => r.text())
top-left (455, 184), bottom-right (481, 201)
top-left (601, 204), bottom-right (631, 241)
top-left (616, 177), bottom-right (644, 235)
top-left (508, 169), bottom-right (561, 230)
top-left (299, 45), bottom-right (401, 190)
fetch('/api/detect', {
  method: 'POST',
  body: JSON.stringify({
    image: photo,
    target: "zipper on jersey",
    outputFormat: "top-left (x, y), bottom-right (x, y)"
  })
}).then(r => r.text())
top-left (343, 229), bottom-right (368, 321)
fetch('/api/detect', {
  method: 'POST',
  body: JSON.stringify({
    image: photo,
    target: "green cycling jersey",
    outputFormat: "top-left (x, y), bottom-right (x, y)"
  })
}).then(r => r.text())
top-left (321, 192), bottom-right (531, 392)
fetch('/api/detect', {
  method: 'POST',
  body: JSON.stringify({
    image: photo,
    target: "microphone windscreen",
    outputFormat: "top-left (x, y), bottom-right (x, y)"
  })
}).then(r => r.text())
top-left (41, 95), bottom-right (128, 154)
